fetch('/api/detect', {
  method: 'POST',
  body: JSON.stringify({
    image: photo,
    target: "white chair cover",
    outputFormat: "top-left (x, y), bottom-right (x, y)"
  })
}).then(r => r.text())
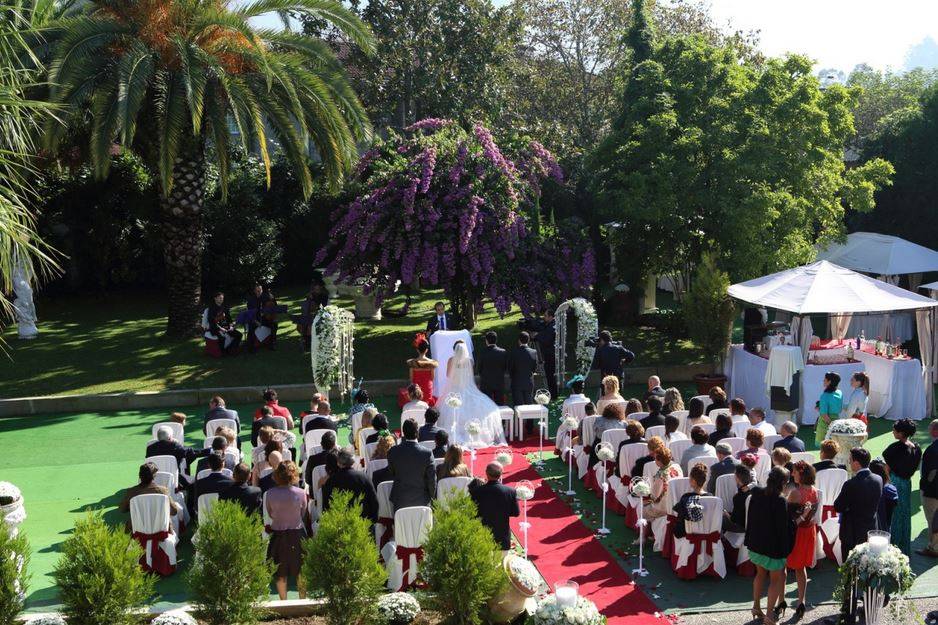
top-left (575, 416), bottom-right (599, 478)
top-left (646, 425), bottom-right (666, 439)
top-left (722, 437), bottom-right (746, 454)
top-left (555, 399), bottom-right (589, 449)
top-left (300, 414), bottom-right (318, 434)
top-left (697, 423), bottom-right (716, 435)
top-left (368, 458), bottom-right (389, 481)
top-left (731, 414), bottom-right (749, 424)
top-left (594, 429), bottom-right (629, 486)
top-left (715, 474), bottom-right (736, 512)
top-left (762, 434), bottom-right (782, 450)
top-left (147, 455), bottom-right (180, 478)
top-left (629, 412), bottom-right (649, 421)
top-left (754, 454), bottom-right (771, 486)
top-left (418, 440), bottom-right (436, 451)
top-left (687, 455), bottom-right (719, 471)
top-left (197, 493), bottom-right (218, 519)
top-left (375, 481), bottom-right (394, 550)
top-left (364, 442), bottom-right (379, 464)
top-left (153, 471), bottom-right (188, 528)
top-left (673, 496), bottom-right (726, 578)
top-left (652, 478), bottom-right (691, 552)
top-left (613, 442), bottom-right (650, 511)
top-left (709, 408), bottom-right (731, 418)
top-left (129, 494), bottom-right (177, 573)
top-left (401, 408), bottom-right (426, 427)
top-left (437, 476), bottom-right (474, 502)
top-left (350, 411), bottom-right (364, 438)
top-left (383, 506), bottom-right (433, 591)
top-left (304, 429), bottom-right (332, 457)
top-left (816, 469), bottom-right (848, 565)
top-left (669, 410), bottom-right (689, 434)
top-left (731, 422), bottom-right (751, 439)
top-left (152, 422), bottom-right (184, 441)
top-left (725, 495), bottom-right (752, 569)
top-left (668, 439), bottom-right (692, 462)
top-left (196, 468), bottom-right (232, 480)
top-left (358, 427), bottom-right (377, 455)
top-left (791, 452), bottom-right (815, 464)
top-left (308, 465), bottom-right (329, 521)
top-left (205, 418), bottom-right (237, 438)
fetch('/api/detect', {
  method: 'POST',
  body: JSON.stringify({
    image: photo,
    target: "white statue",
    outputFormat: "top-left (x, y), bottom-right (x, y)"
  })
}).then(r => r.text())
top-left (12, 258), bottom-right (38, 339)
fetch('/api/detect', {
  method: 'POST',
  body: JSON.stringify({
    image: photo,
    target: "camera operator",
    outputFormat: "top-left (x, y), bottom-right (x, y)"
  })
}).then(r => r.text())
top-left (534, 309), bottom-right (557, 399)
top-left (591, 330), bottom-right (635, 389)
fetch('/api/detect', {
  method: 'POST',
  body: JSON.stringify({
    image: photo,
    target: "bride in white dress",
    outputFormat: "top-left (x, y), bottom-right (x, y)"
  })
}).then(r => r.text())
top-left (436, 341), bottom-right (507, 447)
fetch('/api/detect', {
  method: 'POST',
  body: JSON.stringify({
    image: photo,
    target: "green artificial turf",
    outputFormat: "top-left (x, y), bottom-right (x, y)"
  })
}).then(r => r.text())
top-left (0, 287), bottom-right (704, 398)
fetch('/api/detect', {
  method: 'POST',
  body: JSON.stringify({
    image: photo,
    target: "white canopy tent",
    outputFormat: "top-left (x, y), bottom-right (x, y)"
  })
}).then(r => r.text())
top-left (729, 261), bottom-right (938, 416)
top-left (816, 232), bottom-right (938, 276)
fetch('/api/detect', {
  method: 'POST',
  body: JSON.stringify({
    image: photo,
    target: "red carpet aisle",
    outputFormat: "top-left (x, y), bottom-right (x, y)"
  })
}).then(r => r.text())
top-left (476, 442), bottom-right (663, 625)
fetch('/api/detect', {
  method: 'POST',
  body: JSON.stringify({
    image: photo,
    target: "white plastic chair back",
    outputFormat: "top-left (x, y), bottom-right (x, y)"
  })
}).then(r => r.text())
top-left (225, 447), bottom-right (241, 465)
top-left (350, 411), bottom-right (364, 436)
top-left (669, 409), bottom-right (690, 434)
top-left (697, 423), bottom-right (716, 435)
top-left (433, 457), bottom-right (445, 468)
top-left (437, 476), bottom-right (474, 502)
top-left (152, 422), bottom-right (184, 441)
top-left (129, 494), bottom-right (177, 569)
top-left (674, 496), bottom-right (726, 578)
top-left (687, 455), bottom-right (718, 471)
top-left (817, 468), bottom-right (847, 503)
top-left (365, 442), bottom-right (378, 462)
top-left (816, 468), bottom-right (847, 565)
top-left (418, 440), bottom-right (435, 451)
top-left (154, 471), bottom-right (188, 526)
top-left (388, 506), bottom-right (433, 591)
top-left (709, 408), bottom-right (730, 418)
top-left (642, 460), bottom-right (658, 480)
top-left (731, 413), bottom-right (749, 424)
top-left (205, 418), bottom-right (237, 438)
top-left (715, 474), bottom-right (736, 512)
top-left (579, 416), bottom-right (599, 448)
top-left (358, 427), bottom-right (377, 453)
top-left (301, 414), bottom-right (318, 434)
top-left (147, 455), bottom-right (180, 478)
top-left (375, 481), bottom-right (394, 548)
top-left (600, 428), bottom-right (629, 450)
top-left (754, 454), bottom-right (771, 485)
top-left (762, 434), bottom-right (782, 450)
top-left (618, 442), bottom-right (647, 479)
top-left (401, 408), bottom-right (426, 427)
top-left (668, 439), bottom-right (692, 462)
top-left (307, 464), bottom-right (329, 521)
top-left (153, 471), bottom-right (178, 492)
top-left (732, 422), bottom-right (751, 439)
top-left (791, 452), bottom-right (815, 464)
top-left (197, 492), bottom-right (219, 519)
top-left (196, 468), bottom-right (232, 480)
top-left (630, 411), bottom-right (649, 421)
top-left (690, 395), bottom-right (712, 410)
top-left (645, 425), bottom-right (665, 439)
top-left (722, 437), bottom-right (746, 454)
top-left (562, 398), bottom-right (590, 419)
top-left (368, 458), bottom-right (389, 481)
top-left (305, 429), bottom-right (332, 455)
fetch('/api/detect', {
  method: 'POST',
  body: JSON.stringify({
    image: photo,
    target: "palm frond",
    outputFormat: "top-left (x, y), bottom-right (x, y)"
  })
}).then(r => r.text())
top-left (155, 70), bottom-right (189, 194)
top-left (116, 40), bottom-right (155, 145)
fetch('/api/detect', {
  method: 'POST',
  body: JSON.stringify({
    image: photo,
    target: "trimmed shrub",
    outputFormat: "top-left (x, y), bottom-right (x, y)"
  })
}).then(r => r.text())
top-left (683, 252), bottom-right (736, 371)
top-left (422, 493), bottom-right (504, 625)
top-left (186, 500), bottom-right (273, 625)
top-left (302, 490), bottom-right (386, 625)
top-left (52, 513), bottom-right (154, 625)
top-left (0, 529), bottom-right (29, 625)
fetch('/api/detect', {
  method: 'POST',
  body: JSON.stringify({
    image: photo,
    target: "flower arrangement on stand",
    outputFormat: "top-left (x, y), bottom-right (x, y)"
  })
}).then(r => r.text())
top-left (377, 592), bottom-right (421, 625)
top-left (828, 419), bottom-right (869, 471)
top-left (310, 305), bottom-right (355, 399)
top-left (528, 594), bottom-right (606, 625)
top-left (0, 482), bottom-right (26, 536)
top-left (490, 555), bottom-right (542, 623)
top-left (838, 539), bottom-right (914, 625)
top-left (553, 298), bottom-right (598, 391)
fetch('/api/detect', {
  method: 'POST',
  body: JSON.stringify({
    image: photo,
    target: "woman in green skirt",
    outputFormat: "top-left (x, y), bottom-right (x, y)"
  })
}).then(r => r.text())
top-left (745, 466), bottom-right (795, 625)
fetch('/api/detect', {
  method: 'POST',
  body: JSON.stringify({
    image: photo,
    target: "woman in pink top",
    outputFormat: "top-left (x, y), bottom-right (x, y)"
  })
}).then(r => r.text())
top-left (265, 461), bottom-right (308, 599)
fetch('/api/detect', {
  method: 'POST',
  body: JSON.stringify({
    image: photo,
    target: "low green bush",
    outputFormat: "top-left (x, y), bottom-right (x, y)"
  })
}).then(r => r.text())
top-left (0, 529), bottom-right (29, 625)
top-left (303, 490), bottom-right (386, 625)
top-left (186, 500), bottom-right (273, 625)
top-left (52, 512), bottom-right (154, 625)
top-left (422, 493), bottom-right (504, 625)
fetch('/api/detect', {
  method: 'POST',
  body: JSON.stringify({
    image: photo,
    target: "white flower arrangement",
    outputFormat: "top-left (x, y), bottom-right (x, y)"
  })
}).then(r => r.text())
top-left (310, 305), bottom-right (355, 397)
top-left (630, 477), bottom-right (652, 498)
top-left (595, 442), bottom-right (615, 462)
top-left (535, 391), bottom-right (552, 406)
top-left (554, 298), bottom-right (599, 389)
top-left (0, 481), bottom-right (25, 530)
top-left (516, 484), bottom-right (535, 501)
top-left (842, 542), bottom-right (914, 596)
top-left (828, 418), bottom-right (868, 436)
top-left (562, 416), bottom-right (579, 430)
top-left (25, 616), bottom-right (66, 625)
top-left (496, 450), bottom-right (514, 466)
top-left (530, 594), bottom-right (606, 625)
top-left (377, 592), bottom-right (421, 624)
top-left (465, 420), bottom-right (482, 436)
top-left (507, 555), bottom-right (542, 594)
top-left (445, 393), bottom-right (463, 409)
top-left (151, 612), bottom-right (198, 625)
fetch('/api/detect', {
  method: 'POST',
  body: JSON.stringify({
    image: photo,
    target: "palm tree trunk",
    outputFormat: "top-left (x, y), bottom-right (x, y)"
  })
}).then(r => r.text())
top-left (160, 145), bottom-right (206, 337)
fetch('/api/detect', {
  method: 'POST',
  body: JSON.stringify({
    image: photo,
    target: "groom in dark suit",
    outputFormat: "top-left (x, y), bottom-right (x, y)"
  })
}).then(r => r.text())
top-left (507, 331), bottom-right (537, 406)
top-left (477, 330), bottom-right (508, 404)
top-left (426, 301), bottom-right (456, 336)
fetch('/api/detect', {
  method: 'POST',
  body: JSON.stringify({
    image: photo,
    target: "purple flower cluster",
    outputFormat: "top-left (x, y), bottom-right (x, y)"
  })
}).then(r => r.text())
top-left (405, 118), bottom-right (451, 133)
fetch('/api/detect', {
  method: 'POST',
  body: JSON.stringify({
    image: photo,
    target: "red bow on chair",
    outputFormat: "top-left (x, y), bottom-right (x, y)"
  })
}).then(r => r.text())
top-left (687, 531), bottom-right (721, 558)
top-left (821, 504), bottom-right (837, 523)
top-left (131, 530), bottom-right (172, 574)
top-left (396, 545), bottom-right (425, 591)
top-left (377, 517), bottom-right (394, 550)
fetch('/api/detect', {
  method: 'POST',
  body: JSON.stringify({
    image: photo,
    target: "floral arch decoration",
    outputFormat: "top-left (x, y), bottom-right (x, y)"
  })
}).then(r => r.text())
top-left (554, 297), bottom-right (599, 389)
top-left (310, 305), bottom-right (356, 398)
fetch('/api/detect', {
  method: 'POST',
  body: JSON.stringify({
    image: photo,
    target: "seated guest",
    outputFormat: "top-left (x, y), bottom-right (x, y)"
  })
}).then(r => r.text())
top-left (432, 430), bottom-right (449, 459)
top-left (418, 407), bottom-right (442, 442)
top-left (252, 406), bottom-right (288, 447)
top-left (469, 462), bottom-right (519, 553)
top-left (195, 452), bottom-right (235, 500)
top-left (265, 461), bottom-right (308, 600)
top-left (254, 388), bottom-right (294, 429)
top-left (348, 389), bottom-right (375, 420)
top-left (215, 426), bottom-right (238, 449)
top-left (813, 439), bottom-right (845, 472)
top-left (723, 461), bottom-right (756, 532)
top-left (299, 393), bottom-right (324, 419)
top-left (206, 291), bottom-right (242, 354)
top-left (252, 426), bottom-right (281, 465)
top-left (705, 386), bottom-right (728, 416)
top-left (869, 459), bottom-right (899, 532)
top-left (197, 436), bottom-right (236, 473)
top-left (402, 383), bottom-right (430, 413)
top-left (663, 414), bottom-right (687, 443)
top-left (632, 436), bottom-right (665, 479)
top-left (736, 429), bottom-right (769, 461)
top-left (708, 413), bottom-right (734, 446)
top-left (729, 397), bottom-right (748, 422)
top-left (589, 403), bottom-right (627, 467)
top-left (388, 418), bottom-right (436, 509)
top-left (437, 444), bottom-right (471, 480)
top-left (614, 420), bottom-right (646, 478)
top-left (303, 400), bottom-right (337, 433)
top-left (681, 426), bottom-right (716, 473)
top-left (119, 462), bottom-right (179, 531)
top-left (772, 447), bottom-right (795, 495)
top-left (643, 448), bottom-right (683, 523)
top-left (662, 387), bottom-right (684, 415)
top-left (595, 375), bottom-right (625, 414)
top-left (686, 396), bottom-right (712, 428)
top-left (352, 407), bottom-right (378, 452)
top-left (572, 401), bottom-right (598, 446)
top-left (366, 413), bottom-right (392, 445)
top-left (748, 407), bottom-right (777, 435)
top-left (204, 395), bottom-right (240, 431)
top-left (304, 431), bottom-right (339, 488)
top-left (323, 449), bottom-right (378, 523)
top-left (563, 376), bottom-right (589, 411)
top-left (640, 396), bottom-right (666, 430)
top-left (673, 463), bottom-right (709, 538)
top-left (643, 375), bottom-right (666, 403)
top-left (220, 462), bottom-right (262, 515)
top-left (169, 412), bottom-right (187, 427)
top-left (146, 425), bottom-right (209, 489)
top-left (707, 442), bottom-right (738, 494)
top-left (370, 432), bottom-right (396, 487)
top-left (624, 398), bottom-right (643, 419)
top-left (774, 421), bottom-right (805, 453)
top-left (258, 450), bottom-right (283, 493)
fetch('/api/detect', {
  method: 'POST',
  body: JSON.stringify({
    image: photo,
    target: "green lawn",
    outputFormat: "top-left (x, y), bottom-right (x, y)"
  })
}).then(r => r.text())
top-left (1, 287), bottom-right (704, 398)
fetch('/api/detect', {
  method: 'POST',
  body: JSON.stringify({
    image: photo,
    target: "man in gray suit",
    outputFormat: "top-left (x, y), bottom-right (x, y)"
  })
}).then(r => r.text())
top-left (706, 442), bottom-right (738, 493)
top-left (203, 395), bottom-right (240, 431)
top-left (477, 330), bottom-right (508, 404)
top-left (387, 418), bottom-right (436, 510)
top-left (507, 331), bottom-right (538, 406)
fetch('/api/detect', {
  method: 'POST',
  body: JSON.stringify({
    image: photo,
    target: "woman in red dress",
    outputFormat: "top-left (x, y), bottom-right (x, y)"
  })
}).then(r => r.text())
top-left (399, 333), bottom-right (438, 407)
top-left (783, 461), bottom-right (818, 622)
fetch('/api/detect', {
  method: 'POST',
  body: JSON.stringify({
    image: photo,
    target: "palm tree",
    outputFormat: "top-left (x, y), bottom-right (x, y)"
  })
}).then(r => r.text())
top-left (43, 0), bottom-right (374, 336)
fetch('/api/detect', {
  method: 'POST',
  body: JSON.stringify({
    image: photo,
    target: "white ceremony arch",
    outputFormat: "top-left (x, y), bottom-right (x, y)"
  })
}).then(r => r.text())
top-left (310, 305), bottom-right (356, 398)
top-left (554, 297), bottom-right (599, 389)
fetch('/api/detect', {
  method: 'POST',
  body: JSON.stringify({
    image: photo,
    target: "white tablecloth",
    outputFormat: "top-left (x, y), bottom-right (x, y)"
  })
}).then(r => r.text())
top-left (765, 345), bottom-right (804, 394)
top-left (852, 351), bottom-right (926, 420)
top-left (430, 329), bottom-right (473, 392)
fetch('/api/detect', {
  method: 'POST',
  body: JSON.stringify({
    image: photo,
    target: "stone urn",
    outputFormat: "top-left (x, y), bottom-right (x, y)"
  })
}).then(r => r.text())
top-left (0, 482), bottom-right (26, 537)
top-left (353, 292), bottom-right (382, 320)
top-left (488, 554), bottom-right (541, 623)
top-left (827, 419), bottom-right (868, 474)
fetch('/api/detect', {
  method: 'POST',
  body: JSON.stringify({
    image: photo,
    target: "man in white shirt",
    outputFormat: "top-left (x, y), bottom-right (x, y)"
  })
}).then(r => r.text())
top-left (749, 407), bottom-right (777, 436)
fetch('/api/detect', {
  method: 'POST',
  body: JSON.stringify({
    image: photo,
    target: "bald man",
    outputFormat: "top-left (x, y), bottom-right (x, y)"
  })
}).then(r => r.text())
top-left (643, 375), bottom-right (665, 404)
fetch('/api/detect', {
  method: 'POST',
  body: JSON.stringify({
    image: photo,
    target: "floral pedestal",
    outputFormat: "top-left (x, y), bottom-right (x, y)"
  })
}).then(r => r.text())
top-left (353, 293), bottom-right (382, 320)
top-left (828, 419), bottom-right (869, 474)
top-left (0, 482), bottom-right (26, 537)
top-left (489, 554), bottom-right (540, 623)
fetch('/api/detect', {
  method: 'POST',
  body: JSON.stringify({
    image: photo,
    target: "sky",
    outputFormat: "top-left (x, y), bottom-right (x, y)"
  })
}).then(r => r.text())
top-left (706, 0), bottom-right (938, 73)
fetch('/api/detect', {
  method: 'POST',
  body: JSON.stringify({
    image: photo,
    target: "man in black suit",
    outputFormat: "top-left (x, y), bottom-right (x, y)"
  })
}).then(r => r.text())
top-left (323, 449), bottom-right (378, 523)
top-left (251, 405), bottom-right (288, 447)
top-left (304, 431), bottom-right (339, 489)
top-left (534, 311), bottom-right (558, 399)
top-left (642, 375), bottom-right (665, 404)
top-left (773, 421), bottom-right (806, 453)
top-left (591, 330), bottom-right (635, 387)
top-left (426, 301), bottom-right (456, 336)
top-left (507, 332), bottom-right (538, 406)
top-left (146, 425), bottom-right (210, 489)
top-left (469, 462), bottom-right (519, 552)
top-left (204, 395), bottom-right (240, 432)
top-left (477, 330), bottom-right (508, 404)
top-left (813, 440), bottom-right (846, 473)
top-left (418, 407), bottom-right (442, 442)
top-left (639, 396), bottom-right (666, 430)
top-left (387, 419), bottom-right (436, 510)
top-left (706, 442), bottom-right (738, 494)
top-left (195, 452), bottom-right (235, 500)
top-left (833, 448), bottom-right (883, 625)
top-left (196, 436), bottom-right (237, 473)
top-left (918, 419), bottom-right (938, 558)
top-left (302, 400), bottom-right (338, 434)
top-left (220, 462), bottom-right (262, 515)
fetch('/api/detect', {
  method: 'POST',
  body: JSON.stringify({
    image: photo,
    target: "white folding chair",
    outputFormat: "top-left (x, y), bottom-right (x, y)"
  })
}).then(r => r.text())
top-left (557, 399), bottom-right (589, 449)
top-left (197, 493), bottom-right (219, 519)
top-left (153, 471), bottom-right (188, 529)
top-left (687, 455), bottom-right (719, 471)
top-left (575, 416), bottom-right (599, 478)
top-left (383, 506), bottom-right (433, 591)
top-left (152, 422), bottom-right (184, 441)
top-left (791, 451), bottom-right (815, 464)
top-left (418, 440), bottom-right (435, 451)
top-left (816, 468), bottom-right (848, 565)
top-left (350, 411), bottom-right (364, 437)
top-left (762, 434), bottom-right (782, 450)
top-left (754, 454), bottom-right (771, 486)
top-left (375, 481), bottom-right (394, 550)
top-left (147, 455), bottom-right (181, 478)
top-left (515, 405), bottom-right (548, 441)
top-left (709, 408), bottom-right (730, 419)
top-left (732, 422), bottom-right (751, 439)
top-left (629, 411), bottom-right (649, 422)
top-left (196, 468), bottom-right (232, 480)
top-left (307, 465), bottom-right (329, 522)
top-left (300, 413), bottom-right (317, 434)
top-left (368, 458), bottom-right (388, 481)
top-left (646, 425), bottom-right (666, 439)
top-left (436, 476), bottom-right (474, 503)
top-left (594, 429), bottom-right (629, 490)
top-left (304, 429), bottom-right (332, 457)
top-left (690, 395), bottom-right (713, 411)
top-left (358, 427), bottom-right (377, 455)
top-left (731, 414), bottom-right (749, 424)
top-left (672, 496), bottom-right (726, 579)
top-left (669, 409), bottom-right (689, 432)
top-left (613, 442), bottom-right (648, 512)
top-left (401, 408), bottom-right (426, 428)
top-left (721, 437), bottom-right (746, 454)
top-left (652, 477), bottom-right (690, 552)
top-left (696, 423), bottom-right (716, 435)
top-left (364, 442), bottom-right (378, 463)
top-left (129, 494), bottom-right (177, 575)
top-left (498, 407), bottom-right (515, 442)
top-left (715, 474), bottom-right (736, 513)
top-left (668, 439), bottom-right (692, 463)
top-left (725, 494), bottom-right (752, 574)
top-left (205, 418), bottom-right (237, 438)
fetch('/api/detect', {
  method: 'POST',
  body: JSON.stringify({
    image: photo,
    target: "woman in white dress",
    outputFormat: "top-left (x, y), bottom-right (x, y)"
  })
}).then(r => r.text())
top-left (841, 371), bottom-right (870, 423)
top-left (436, 341), bottom-right (507, 447)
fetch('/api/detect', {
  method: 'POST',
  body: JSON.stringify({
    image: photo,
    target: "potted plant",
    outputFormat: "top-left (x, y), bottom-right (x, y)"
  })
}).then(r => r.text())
top-left (683, 252), bottom-right (736, 394)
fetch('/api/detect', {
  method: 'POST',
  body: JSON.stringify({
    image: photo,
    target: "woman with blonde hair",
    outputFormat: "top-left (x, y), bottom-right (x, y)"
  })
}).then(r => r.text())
top-left (596, 375), bottom-right (624, 413)
top-left (352, 406), bottom-right (379, 453)
top-left (662, 388), bottom-right (684, 414)
top-left (437, 443), bottom-right (471, 480)
top-left (370, 432), bottom-right (396, 486)
top-left (643, 447), bottom-right (683, 522)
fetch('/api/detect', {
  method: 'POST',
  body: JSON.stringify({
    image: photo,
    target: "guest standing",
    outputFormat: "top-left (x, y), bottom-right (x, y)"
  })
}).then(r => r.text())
top-left (784, 462), bottom-right (819, 623)
top-left (387, 419), bottom-right (436, 509)
top-left (745, 466), bottom-right (794, 625)
top-left (918, 419), bottom-right (938, 558)
top-left (642, 375), bottom-right (665, 404)
top-left (813, 439), bottom-right (845, 473)
top-left (405, 335), bottom-right (438, 403)
top-left (265, 461), bottom-right (307, 599)
top-left (323, 449), bottom-right (378, 523)
top-left (507, 331), bottom-right (538, 406)
top-left (477, 331), bottom-right (508, 404)
top-left (841, 372), bottom-right (870, 423)
top-left (469, 462), bottom-right (519, 553)
top-left (815, 372), bottom-right (843, 446)
top-left (535, 309), bottom-right (558, 399)
top-left (882, 418), bottom-right (922, 554)
top-left (590, 330), bottom-right (635, 386)
top-left (869, 460), bottom-right (899, 534)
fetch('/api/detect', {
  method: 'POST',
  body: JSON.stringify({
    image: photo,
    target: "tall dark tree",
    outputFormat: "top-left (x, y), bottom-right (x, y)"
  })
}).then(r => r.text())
top-left (626, 0), bottom-right (655, 64)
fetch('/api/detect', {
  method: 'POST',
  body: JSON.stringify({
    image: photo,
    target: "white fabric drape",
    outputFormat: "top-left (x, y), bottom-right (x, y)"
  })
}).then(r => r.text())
top-left (916, 308), bottom-right (936, 417)
top-left (791, 315), bottom-right (814, 364)
top-left (909, 273), bottom-right (923, 292)
top-left (829, 314), bottom-right (853, 340)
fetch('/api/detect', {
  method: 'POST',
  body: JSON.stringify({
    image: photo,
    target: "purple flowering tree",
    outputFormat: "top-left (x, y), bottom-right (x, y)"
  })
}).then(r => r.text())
top-left (317, 119), bottom-right (594, 327)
